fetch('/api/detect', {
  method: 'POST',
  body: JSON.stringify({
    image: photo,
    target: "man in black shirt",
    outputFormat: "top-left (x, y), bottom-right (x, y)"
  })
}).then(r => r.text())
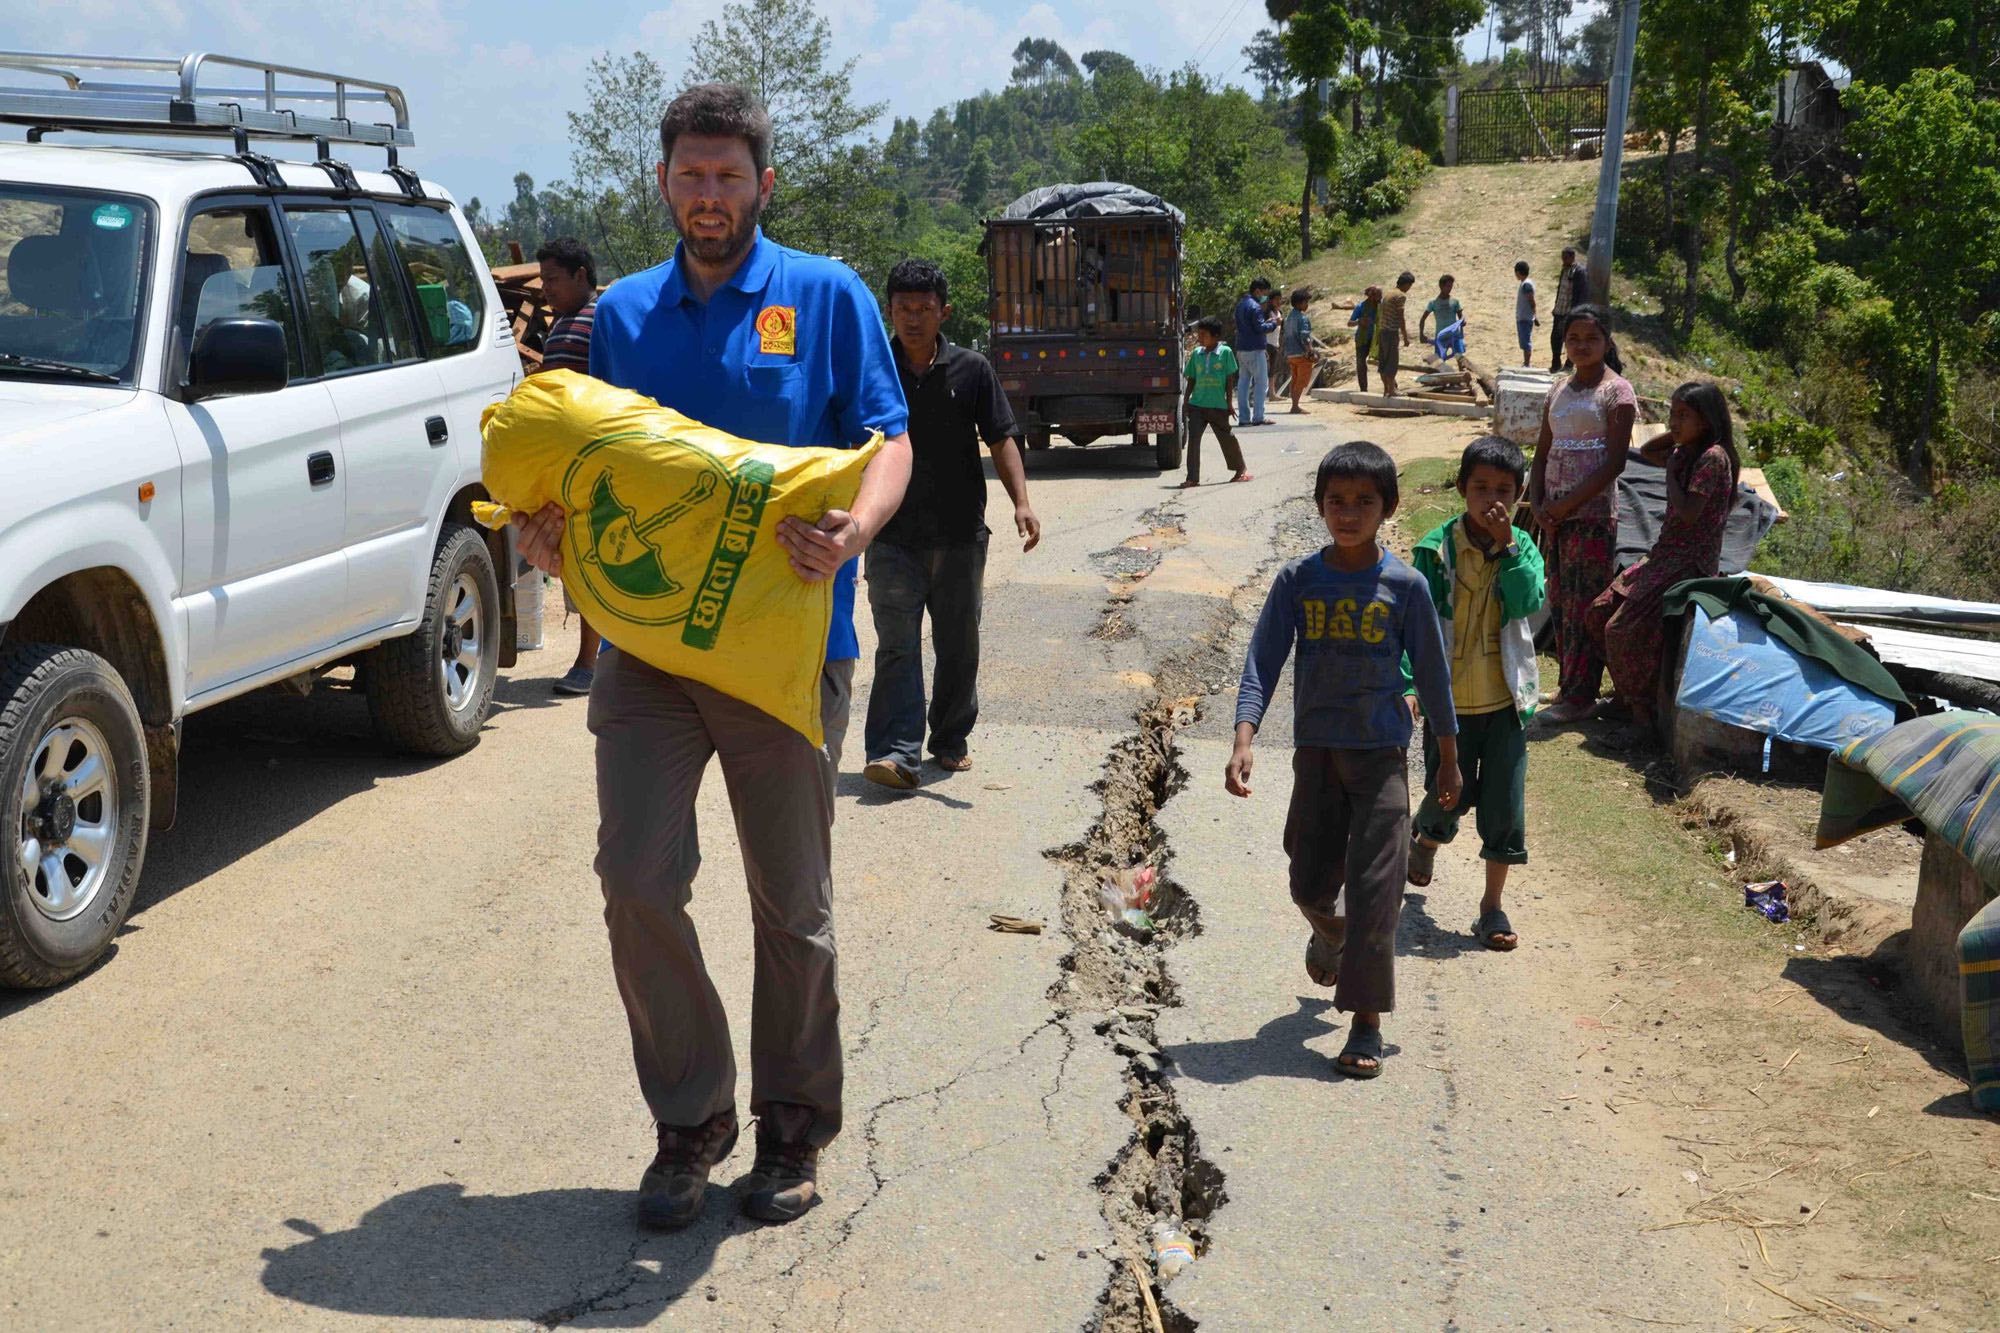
top-left (862, 259), bottom-right (1041, 790)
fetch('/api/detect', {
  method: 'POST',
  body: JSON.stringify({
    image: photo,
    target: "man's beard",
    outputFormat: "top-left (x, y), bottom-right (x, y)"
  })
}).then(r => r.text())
top-left (676, 195), bottom-right (764, 266)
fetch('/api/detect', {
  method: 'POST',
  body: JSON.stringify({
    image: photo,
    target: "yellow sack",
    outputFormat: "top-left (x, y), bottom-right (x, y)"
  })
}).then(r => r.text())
top-left (477, 370), bottom-right (880, 746)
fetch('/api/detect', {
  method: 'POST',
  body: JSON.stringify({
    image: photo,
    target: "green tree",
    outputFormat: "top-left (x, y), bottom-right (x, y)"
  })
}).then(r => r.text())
top-left (565, 53), bottom-right (675, 272)
top-left (960, 138), bottom-right (995, 209)
top-left (1011, 37), bottom-right (1079, 85)
top-left (684, 0), bottom-right (895, 282)
top-left (1284, 0), bottom-right (1353, 259)
top-left (1848, 67), bottom-right (2000, 487)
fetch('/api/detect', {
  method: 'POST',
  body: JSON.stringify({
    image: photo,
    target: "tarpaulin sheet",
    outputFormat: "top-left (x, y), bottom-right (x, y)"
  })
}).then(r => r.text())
top-left (1616, 461), bottom-right (1779, 576)
top-left (999, 181), bottom-right (1185, 222)
top-left (1665, 577), bottom-right (1913, 713)
top-left (1676, 605), bottom-right (1898, 759)
top-left (1816, 711), bottom-right (2000, 887)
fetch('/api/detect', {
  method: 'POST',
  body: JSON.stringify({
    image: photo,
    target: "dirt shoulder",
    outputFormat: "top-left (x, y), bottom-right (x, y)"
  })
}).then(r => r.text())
top-left (1372, 419), bottom-right (1997, 1327)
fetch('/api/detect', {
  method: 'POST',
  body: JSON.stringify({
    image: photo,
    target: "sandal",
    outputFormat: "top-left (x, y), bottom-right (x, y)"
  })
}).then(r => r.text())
top-left (1407, 834), bottom-right (1438, 887)
top-left (1335, 1024), bottom-right (1385, 1079)
top-left (1304, 924), bottom-right (1343, 987)
top-left (1475, 907), bottom-right (1519, 952)
top-left (932, 754), bottom-right (973, 773)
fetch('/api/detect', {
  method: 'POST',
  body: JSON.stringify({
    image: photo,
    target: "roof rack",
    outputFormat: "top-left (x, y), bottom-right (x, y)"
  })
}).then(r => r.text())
top-left (0, 51), bottom-right (415, 162)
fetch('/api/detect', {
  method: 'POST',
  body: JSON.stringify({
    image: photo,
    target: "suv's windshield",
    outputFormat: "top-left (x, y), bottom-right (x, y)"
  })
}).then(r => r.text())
top-left (0, 186), bottom-right (152, 385)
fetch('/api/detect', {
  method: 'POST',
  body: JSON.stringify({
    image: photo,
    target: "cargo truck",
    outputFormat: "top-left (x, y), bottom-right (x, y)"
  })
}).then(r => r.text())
top-left (981, 183), bottom-right (1185, 470)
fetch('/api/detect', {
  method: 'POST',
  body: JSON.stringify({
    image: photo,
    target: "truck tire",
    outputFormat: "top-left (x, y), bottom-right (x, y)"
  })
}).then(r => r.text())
top-left (0, 643), bottom-right (149, 988)
top-left (365, 523), bottom-right (500, 757)
top-left (1154, 431), bottom-right (1183, 470)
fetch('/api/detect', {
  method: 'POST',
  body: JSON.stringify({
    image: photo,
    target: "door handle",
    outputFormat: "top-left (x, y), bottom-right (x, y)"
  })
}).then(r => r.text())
top-left (307, 451), bottom-right (336, 485)
top-left (425, 415), bottom-right (449, 446)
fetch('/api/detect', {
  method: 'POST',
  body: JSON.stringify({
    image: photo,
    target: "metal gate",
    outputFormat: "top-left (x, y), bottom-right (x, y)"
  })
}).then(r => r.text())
top-left (1451, 84), bottom-right (1607, 164)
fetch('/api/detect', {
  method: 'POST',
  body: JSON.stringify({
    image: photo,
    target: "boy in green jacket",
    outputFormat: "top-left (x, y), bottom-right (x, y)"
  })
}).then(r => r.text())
top-left (1405, 437), bottom-right (1547, 950)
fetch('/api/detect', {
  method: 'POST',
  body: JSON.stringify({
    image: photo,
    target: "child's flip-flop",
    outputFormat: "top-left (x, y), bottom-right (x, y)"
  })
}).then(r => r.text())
top-left (1475, 907), bottom-right (1519, 951)
top-left (1335, 1024), bottom-right (1385, 1079)
top-left (1407, 834), bottom-right (1438, 887)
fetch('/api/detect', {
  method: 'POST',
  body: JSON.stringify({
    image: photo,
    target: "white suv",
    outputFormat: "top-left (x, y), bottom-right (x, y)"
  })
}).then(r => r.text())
top-left (0, 54), bottom-right (522, 986)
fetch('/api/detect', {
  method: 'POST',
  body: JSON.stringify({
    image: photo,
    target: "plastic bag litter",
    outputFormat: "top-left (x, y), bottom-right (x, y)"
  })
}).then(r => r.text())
top-left (1100, 865), bottom-right (1158, 935)
top-left (475, 370), bottom-right (880, 746)
top-left (1743, 881), bottom-right (1790, 923)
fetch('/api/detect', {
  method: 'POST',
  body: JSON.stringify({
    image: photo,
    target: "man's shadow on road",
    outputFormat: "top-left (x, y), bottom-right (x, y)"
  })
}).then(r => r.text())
top-left (260, 1181), bottom-right (725, 1325)
top-left (1164, 996), bottom-right (1403, 1085)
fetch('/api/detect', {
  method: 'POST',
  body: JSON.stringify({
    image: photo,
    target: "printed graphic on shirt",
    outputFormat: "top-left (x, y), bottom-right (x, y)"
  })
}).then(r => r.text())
top-left (755, 304), bottom-right (797, 356)
top-left (562, 430), bottom-right (774, 649)
top-left (1300, 597), bottom-right (1391, 644)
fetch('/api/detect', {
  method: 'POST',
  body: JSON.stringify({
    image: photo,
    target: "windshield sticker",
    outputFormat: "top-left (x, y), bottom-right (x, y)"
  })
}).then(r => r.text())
top-left (91, 203), bottom-right (134, 231)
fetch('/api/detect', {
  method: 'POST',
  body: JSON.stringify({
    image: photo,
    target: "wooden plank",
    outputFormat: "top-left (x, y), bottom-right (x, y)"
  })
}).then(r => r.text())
top-left (1737, 466), bottom-right (1787, 522)
top-left (1311, 387), bottom-right (1490, 419)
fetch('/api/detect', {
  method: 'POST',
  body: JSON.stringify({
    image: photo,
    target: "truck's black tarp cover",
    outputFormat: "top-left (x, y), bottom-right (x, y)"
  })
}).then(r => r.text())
top-left (1000, 182), bottom-right (1185, 223)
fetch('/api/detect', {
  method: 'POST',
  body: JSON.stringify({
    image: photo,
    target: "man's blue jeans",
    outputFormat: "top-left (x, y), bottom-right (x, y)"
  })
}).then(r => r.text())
top-left (1235, 347), bottom-right (1270, 423)
top-left (864, 536), bottom-right (987, 769)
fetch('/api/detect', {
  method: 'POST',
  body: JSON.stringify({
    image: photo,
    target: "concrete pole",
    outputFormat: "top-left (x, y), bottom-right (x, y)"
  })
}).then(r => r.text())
top-left (1586, 0), bottom-right (1642, 307)
top-left (1444, 84), bottom-right (1459, 166)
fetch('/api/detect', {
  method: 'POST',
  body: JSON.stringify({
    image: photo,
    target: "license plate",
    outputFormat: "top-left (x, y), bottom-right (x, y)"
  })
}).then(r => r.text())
top-left (1135, 410), bottom-right (1176, 433)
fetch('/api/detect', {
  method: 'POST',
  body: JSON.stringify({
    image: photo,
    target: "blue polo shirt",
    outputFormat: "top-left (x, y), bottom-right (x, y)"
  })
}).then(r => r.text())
top-left (589, 229), bottom-right (909, 661)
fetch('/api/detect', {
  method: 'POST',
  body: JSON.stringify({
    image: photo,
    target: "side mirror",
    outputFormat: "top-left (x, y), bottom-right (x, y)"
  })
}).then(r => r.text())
top-left (186, 318), bottom-right (288, 401)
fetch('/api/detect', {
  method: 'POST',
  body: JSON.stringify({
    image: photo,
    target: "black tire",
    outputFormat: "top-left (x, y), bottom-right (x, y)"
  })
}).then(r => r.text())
top-left (1026, 424), bottom-right (1053, 451)
top-left (0, 643), bottom-right (149, 988)
top-left (365, 523), bottom-right (500, 756)
top-left (1154, 432), bottom-right (1183, 470)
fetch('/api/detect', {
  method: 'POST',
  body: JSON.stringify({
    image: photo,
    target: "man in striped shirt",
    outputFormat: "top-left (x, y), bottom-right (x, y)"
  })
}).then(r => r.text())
top-left (537, 236), bottom-right (597, 373)
top-left (535, 237), bottom-right (602, 693)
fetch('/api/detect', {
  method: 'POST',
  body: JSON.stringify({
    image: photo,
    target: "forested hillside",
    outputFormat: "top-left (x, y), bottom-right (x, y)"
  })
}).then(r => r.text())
top-left (1602, 0), bottom-right (1997, 598)
top-left (465, 0), bottom-right (1472, 346)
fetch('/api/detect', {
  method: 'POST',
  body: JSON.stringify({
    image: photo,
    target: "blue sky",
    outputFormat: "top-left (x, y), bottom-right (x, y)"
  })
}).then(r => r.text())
top-left (7, 1), bottom-right (1511, 209)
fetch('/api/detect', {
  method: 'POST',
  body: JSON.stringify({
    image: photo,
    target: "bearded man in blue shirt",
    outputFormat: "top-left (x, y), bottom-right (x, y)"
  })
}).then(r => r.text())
top-left (513, 83), bottom-right (912, 1233)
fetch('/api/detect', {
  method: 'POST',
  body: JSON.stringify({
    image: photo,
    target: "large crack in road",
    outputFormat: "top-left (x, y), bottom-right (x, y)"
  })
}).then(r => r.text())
top-left (1048, 502), bottom-right (1313, 1333)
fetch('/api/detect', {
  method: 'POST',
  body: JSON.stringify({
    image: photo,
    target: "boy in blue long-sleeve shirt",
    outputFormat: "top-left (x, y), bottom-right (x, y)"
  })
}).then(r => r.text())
top-left (1227, 441), bottom-right (1461, 1078)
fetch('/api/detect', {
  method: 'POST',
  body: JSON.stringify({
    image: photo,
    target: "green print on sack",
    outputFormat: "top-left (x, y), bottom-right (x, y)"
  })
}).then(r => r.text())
top-left (681, 458), bottom-right (776, 651)
top-left (561, 431), bottom-right (735, 631)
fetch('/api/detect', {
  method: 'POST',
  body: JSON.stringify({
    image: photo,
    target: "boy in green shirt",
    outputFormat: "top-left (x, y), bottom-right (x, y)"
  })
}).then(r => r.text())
top-left (1420, 274), bottom-right (1466, 361)
top-left (1178, 315), bottom-right (1252, 488)
top-left (1404, 437), bottom-right (1546, 951)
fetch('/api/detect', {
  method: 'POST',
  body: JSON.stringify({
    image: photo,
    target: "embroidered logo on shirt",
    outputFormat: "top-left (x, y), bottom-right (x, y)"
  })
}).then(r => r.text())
top-left (755, 305), bottom-right (797, 356)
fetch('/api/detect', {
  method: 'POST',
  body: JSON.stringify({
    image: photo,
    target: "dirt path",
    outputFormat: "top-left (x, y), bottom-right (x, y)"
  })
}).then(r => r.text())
top-left (1289, 159), bottom-right (1599, 367)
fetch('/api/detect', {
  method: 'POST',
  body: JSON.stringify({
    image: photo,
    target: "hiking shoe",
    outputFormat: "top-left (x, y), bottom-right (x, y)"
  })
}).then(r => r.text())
top-left (862, 758), bottom-right (919, 790)
top-left (552, 665), bottom-right (595, 696)
top-left (637, 1109), bottom-right (738, 1231)
top-left (739, 1103), bottom-right (821, 1223)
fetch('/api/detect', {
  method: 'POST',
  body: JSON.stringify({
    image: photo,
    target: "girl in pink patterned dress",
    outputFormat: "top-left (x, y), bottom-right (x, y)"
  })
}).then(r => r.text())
top-left (1527, 305), bottom-right (1636, 723)
top-left (1584, 380), bottom-right (1741, 736)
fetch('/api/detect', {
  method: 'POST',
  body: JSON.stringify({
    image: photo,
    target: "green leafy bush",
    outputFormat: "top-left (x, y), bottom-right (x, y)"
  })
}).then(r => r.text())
top-left (1752, 469), bottom-right (2000, 602)
top-left (1325, 132), bottom-right (1429, 224)
top-left (1744, 415), bottom-right (1836, 469)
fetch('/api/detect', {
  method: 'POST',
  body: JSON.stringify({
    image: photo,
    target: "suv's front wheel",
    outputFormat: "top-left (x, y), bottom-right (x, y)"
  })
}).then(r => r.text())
top-left (364, 523), bottom-right (500, 756)
top-left (0, 644), bottom-right (149, 988)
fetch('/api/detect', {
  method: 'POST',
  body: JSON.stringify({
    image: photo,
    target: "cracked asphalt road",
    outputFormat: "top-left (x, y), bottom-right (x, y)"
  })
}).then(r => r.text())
top-left (0, 423), bottom-right (1301, 1331)
top-left (0, 402), bottom-right (1748, 1331)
